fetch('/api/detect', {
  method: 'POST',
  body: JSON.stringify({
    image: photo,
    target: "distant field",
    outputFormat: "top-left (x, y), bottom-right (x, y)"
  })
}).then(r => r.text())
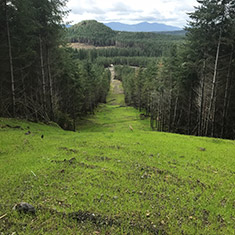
top-left (68, 42), bottom-right (116, 50)
top-left (0, 77), bottom-right (234, 234)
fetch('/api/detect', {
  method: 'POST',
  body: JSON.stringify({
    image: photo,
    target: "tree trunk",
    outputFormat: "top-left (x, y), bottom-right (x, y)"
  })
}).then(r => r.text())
top-left (157, 96), bottom-right (161, 131)
top-left (188, 83), bottom-right (193, 135)
top-left (205, 29), bottom-right (222, 136)
top-left (198, 60), bottom-right (206, 136)
top-left (47, 49), bottom-right (54, 120)
top-left (168, 74), bottom-right (173, 132)
top-left (5, 0), bottom-right (16, 117)
top-left (39, 35), bottom-right (47, 114)
top-left (220, 49), bottom-right (233, 137)
top-left (150, 114), bottom-right (154, 130)
top-left (211, 87), bottom-right (217, 137)
top-left (21, 69), bottom-right (28, 119)
top-left (172, 92), bottom-right (179, 131)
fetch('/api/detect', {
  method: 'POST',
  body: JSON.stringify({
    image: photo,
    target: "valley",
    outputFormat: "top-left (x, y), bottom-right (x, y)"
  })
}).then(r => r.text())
top-left (0, 76), bottom-right (234, 234)
top-left (1, 1), bottom-right (235, 234)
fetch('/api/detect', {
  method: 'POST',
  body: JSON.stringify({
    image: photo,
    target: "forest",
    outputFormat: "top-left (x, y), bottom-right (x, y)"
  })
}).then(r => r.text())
top-left (1, 0), bottom-right (235, 234)
top-left (114, 1), bottom-right (235, 139)
top-left (0, 0), bottom-right (110, 130)
top-left (67, 20), bottom-right (184, 60)
top-left (1, 0), bottom-right (235, 139)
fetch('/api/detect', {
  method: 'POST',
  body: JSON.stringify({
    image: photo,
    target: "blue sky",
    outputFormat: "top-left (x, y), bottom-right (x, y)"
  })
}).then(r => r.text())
top-left (65, 0), bottom-right (199, 28)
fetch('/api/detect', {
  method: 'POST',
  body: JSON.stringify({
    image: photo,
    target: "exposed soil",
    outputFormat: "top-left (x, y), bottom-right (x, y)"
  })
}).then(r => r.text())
top-left (109, 67), bottom-right (124, 95)
top-left (68, 42), bottom-right (116, 50)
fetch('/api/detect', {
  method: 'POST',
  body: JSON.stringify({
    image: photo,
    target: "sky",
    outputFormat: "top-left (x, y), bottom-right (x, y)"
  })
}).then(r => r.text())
top-left (65, 0), bottom-right (199, 28)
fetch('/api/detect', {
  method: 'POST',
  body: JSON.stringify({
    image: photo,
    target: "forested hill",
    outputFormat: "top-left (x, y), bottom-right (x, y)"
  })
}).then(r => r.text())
top-left (66, 20), bottom-right (184, 62)
top-left (67, 20), bottom-right (116, 46)
top-left (66, 20), bottom-right (184, 47)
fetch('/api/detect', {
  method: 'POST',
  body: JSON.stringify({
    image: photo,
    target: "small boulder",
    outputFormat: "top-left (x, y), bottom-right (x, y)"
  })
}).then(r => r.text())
top-left (13, 202), bottom-right (36, 214)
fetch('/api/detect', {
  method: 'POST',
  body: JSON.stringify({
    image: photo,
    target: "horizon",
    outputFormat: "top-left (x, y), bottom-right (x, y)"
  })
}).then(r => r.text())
top-left (65, 0), bottom-right (199, 28)
top-left (68, 20), bottom-right (183, 29)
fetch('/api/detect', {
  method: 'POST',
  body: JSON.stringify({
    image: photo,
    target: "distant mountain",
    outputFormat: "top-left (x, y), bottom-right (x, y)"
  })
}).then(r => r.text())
top-left (104, 22), bottom-right (181, 32)
top-left (66, 20), bottom-right (184, 48)
top-left (67, 20), bottom-right (116, 46)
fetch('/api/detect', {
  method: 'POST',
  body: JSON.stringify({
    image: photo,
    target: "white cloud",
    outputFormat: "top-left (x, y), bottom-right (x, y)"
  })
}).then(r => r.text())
top-left (64, 0), bottom-right (199, 28)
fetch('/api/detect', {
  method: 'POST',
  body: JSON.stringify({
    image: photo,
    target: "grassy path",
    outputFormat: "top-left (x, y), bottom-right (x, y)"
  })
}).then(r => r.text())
top-left (77, 67), bottom-right (151, 132)
top-left (0, 74), bottom-right (235, 234)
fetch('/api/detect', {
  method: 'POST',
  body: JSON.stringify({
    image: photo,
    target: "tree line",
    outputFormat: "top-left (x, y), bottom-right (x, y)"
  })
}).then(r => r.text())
top-left (117, 0), bottom-right (235, 139)
top-left (70, 46), bottom-right (165, 68)
top-left (71, 48), bottom-right (158, 67)
top-left (67, 20), bottom-right (184, 48)
top-left (73, 46), bottom-right (169, 60)
top-left (67, 20), bottom-right (184, 59)
top-left (0, 0), bottom-right (110, 130)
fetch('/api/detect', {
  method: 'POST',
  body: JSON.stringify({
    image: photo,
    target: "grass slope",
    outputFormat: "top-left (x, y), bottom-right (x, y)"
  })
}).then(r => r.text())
top-left (0, 78), bottom-right (235, 234)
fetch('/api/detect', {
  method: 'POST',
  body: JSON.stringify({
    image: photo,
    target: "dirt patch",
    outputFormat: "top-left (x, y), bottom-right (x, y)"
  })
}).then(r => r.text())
top-left (86, 156), bottom-right (112, 162)
top-left (68, 42), bottom-right (116, 50)
top-left (109, 67), bottom-right (124, 95)
top-left (68, 210), bottom-right (118, 226)
top-left (58, 147), bottom-right (79, 154)
top-left (51, 158), bottom-right (98, 169)
top-left (112, 80), bottom-right (123, 94)
top-left (0, 124), bottom-right (23, 130)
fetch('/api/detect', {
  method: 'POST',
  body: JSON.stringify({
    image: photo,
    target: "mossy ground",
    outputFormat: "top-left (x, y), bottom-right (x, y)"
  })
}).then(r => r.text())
top-left (0, 78), bottom-right (234, 234)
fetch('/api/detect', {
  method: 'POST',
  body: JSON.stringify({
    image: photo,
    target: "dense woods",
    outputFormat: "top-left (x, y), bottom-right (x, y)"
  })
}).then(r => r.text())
top-left (0, 0), bottom-right (110, 130)
top-left (67, 20), bottom-right (184, 60)
top-left (67, 20), bottom-right (116, 46)
top-left (184, 0), bottom-right (235, 139)
top-left (117, 0), bottom-right (235, 139)
top-left (71, 48), bottom-right (158, 67)
top-left (1, 0), bottom-right (234, 138)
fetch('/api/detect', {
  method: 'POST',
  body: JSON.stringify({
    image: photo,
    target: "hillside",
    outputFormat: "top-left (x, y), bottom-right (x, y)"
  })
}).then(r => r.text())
top-left (66, 20), bottom-right (184, 65)
top-left (67, 20), bottom-right (117, 46)
top-left (1, 3), bottom-right (235, 234)
top-left (105, 22), bottom-right (181, 32)
top-left (0, 70), bottom-right (234, 234)
top-left (66, 20), bottom-right (184, 48)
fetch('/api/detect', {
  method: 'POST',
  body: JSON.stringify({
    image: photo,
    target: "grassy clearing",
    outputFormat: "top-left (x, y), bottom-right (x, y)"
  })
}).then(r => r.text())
top-left (76, 103), bottom-right (150, 132)
top-left (68, 42), bottom-right (116, 50)
top-left (0, 79), bottom-right (235, 234)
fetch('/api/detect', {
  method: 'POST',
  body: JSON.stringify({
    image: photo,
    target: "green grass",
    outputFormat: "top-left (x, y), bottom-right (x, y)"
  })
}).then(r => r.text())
top-left (77, 104), bottom-right (150, 132)
top-left (0, 84), bottom-right (235, 234)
